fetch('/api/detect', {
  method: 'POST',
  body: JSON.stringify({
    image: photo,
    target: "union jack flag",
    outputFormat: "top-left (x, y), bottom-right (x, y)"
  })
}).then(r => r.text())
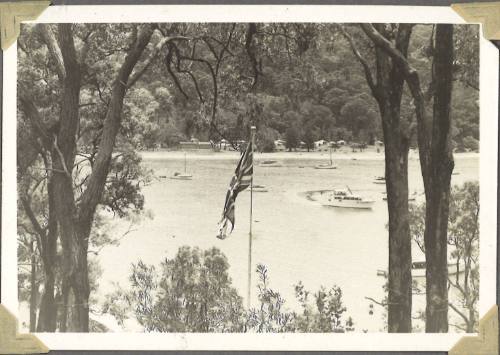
top-left (217, 141), bottom-right (253, 240)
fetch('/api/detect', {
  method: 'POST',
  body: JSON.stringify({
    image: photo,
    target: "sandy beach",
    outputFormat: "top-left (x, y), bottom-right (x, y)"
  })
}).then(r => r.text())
top-left (139, 147), bottom-right (479, 162)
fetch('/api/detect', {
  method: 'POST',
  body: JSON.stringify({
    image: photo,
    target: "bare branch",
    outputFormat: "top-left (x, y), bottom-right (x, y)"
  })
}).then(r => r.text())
top-left (128, 35), bottom-right (189, 88)
top-left (338, 25), bottom-right (378, 99)
top-left (448, 302), bottom-right (470, 326)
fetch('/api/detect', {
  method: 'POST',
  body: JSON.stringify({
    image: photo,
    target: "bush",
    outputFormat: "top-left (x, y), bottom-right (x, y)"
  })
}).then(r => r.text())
top-left (462, 136), bottom-right (479, 152)
top-left (256, 127), bottom-right (278, 152)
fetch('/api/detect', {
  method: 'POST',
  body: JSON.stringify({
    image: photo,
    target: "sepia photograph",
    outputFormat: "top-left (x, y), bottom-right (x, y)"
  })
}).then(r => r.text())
top-left (1, 3), bottom-right (498, 352)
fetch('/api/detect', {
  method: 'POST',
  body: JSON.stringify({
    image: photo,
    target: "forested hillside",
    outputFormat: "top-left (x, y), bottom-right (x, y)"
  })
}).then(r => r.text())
top-left (20, 24), bottom-right (478, 154)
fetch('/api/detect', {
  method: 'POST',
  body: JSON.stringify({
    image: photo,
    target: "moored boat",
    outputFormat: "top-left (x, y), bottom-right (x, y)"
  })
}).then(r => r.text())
top-left (377, 260), bottom-right (466, 279)
top-left (411, 260), bottom-right (466, 278)
top-left (321, 188), bottom-right (374, 209)
top-left (170, 172), bottom-right (193, 180)
top-left (245, 184), bottom-right (268, 192)
top-left (259, 160), bottom-right (283, 167)
top-left (314, 163), bottom-right (337, 169)
top-left (170, 152), bottom-right (192, 180)
top-left (314, 146), bottom-right (337, 169)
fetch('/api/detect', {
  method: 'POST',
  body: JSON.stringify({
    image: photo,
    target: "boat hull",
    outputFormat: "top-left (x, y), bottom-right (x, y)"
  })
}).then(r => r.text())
top-left (314, 165), bottom-right (337, 169)
top-left (323, 200), bottom-right (375, 209)
top-left (170, 174), bottom-right (192, 180)
top-left (378, 262), bottom-right (466, 278)
top-left (412, 262), bottom-right (465, 278)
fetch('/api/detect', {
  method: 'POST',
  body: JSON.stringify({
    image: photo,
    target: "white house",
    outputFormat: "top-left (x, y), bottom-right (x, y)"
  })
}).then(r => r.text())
top-left (314, 139), bottom-right (327, 149)
top-left (274, 139), bottom-right (286, 151)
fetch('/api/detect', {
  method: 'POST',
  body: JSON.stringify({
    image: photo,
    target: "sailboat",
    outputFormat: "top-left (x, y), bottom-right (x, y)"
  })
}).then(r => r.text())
top-left (170, 152), bottom-right (193, 180)
top-left (314, 145), bottom-right (337, 169)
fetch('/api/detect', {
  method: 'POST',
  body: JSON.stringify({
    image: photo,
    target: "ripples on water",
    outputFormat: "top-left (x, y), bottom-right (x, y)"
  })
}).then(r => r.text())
top-left (97, 152), bottom-right (479, 332)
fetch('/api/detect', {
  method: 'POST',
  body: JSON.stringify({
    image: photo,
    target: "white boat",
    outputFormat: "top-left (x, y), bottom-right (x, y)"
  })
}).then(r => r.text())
top-left (170, 172), bottom-right (192, 180)
top-left (314, 146), bottom-right (337, 169)
top-left (411, 260), bottom-right (465, 278)
top-left (373, 176), bottom-right (385, 185)
top-left (321, 188), bottom-right (375, 209)
top-left (259, 160), bottom-right (283, 167)
top-left (383, 191), bottom-right (418, 201)
top-left (245, 184), bottom-right (268, 193)
top-left (314, 164), bottom-right (337, 169)
top-left (377, 260), bottom-right (466, 279)
top-left (170, 153), bottom-right (192, 180)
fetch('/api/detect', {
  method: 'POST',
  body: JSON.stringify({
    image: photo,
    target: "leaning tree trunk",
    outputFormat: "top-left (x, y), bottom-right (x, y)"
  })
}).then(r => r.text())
top-left (423, 24), bottom-right (455, 333)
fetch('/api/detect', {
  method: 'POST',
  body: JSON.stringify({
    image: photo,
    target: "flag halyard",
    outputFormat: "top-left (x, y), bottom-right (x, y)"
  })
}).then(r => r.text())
top-left (217, 141), bottom-right (253, 240)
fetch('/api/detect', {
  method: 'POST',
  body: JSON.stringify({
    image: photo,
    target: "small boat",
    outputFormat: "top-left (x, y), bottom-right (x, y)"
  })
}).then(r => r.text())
top-left (259, 160), bottom-right (283, 167)
top-left (170, 172), bottom-right (192, 180)
top-left (411, 260), bottom-right (465, 278)
top-left (314, 163), bottom-right (337, 169)
top-left (321, 187), bottom-right (375, 209)
top-left (383, 191), bottom-right (418, 201)
top-left (170, 153), bottom-right (192, 180)
top-left (315, 146), bottom-right (337, 169)
top-left (373, 176), bottom-right (385, 185)
top-left (377, 260), bottom-right (465, 279)
top-left (245, 184), bottom-right (268, 193)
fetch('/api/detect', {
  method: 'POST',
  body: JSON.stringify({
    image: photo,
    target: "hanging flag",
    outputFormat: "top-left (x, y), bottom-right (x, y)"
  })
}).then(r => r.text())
top-left (217, 141), bottom-right (253, 239)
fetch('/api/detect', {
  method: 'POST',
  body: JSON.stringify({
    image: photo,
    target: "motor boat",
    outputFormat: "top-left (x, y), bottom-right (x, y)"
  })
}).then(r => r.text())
top-left (321, 188), bottom-right (374, 209)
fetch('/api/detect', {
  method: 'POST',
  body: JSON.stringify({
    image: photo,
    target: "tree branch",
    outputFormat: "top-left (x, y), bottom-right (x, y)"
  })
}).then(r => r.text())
top-left (128, 35), bottom-right (189, 88)
top-left (78, 24), bottom-right (155, 230)
top-left (361, 23), bottom-right (431, 184)
top-left (448, 302), bottom-right (470, 326)
top-left (339, 25), bottom-right (378, 99)
top-left (39, 24), bottom-right (66, 81)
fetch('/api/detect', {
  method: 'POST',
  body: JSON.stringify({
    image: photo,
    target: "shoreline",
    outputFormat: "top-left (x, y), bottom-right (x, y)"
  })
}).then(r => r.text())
top-left (139, 149), bottom-right (479, 161)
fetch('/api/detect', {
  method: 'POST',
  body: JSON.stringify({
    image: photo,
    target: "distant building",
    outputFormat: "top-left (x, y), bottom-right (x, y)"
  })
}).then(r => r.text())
top-left (337, 140), bottom-right (346, 146)
top-left (179, 140), bottom-right (213, 150)
top-left (314, 139), bottom-right (327, 149)
top-left (274, 139), bottom-right (286, 151)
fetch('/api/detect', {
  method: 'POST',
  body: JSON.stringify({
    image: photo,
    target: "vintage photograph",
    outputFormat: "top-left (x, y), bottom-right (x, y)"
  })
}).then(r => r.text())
top-left (15, 20), bottom-right (481, 336)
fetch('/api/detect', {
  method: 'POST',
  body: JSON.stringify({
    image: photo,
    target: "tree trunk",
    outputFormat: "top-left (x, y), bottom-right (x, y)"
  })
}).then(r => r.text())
top-left (345, 24), bottom-right (414, 332)
top-left (423, 24), bottom-right (454, 333)
top-left (374, 28), bottom-right (413, 332)
top-left (57, 24), bottom-right (154, 332)
top-left (54, 23), bottom-right (88, 332)
top-left (37, 175), bottom-right (59, 332)
top-left (29, 241), bottom-right (38, 332)
top-left (379, 100), bottom-right (412, 332)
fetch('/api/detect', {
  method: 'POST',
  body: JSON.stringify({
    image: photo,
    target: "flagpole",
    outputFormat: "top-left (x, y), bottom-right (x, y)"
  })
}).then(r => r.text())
top-left (248, 126), bottom-right (256, 309)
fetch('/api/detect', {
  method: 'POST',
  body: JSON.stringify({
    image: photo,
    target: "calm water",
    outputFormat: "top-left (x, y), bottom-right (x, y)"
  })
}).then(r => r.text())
top-left (97, 152), bottom-right (479, 332)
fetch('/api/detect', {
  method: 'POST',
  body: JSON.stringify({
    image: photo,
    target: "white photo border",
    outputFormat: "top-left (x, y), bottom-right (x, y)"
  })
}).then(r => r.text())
top-left (2, 4), bottom-right (497, 351)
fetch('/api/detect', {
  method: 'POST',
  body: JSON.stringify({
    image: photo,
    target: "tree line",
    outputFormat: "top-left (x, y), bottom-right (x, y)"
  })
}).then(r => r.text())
top-left (17, 22), bottom-right (478, 332)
